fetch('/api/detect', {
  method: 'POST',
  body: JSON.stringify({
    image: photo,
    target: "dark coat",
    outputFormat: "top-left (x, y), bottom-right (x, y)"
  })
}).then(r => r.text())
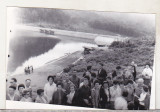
top-left (99, 87), bottom-right (111, 108)
top-left (98, 69), bottom-right (107, 83)
top-left (50, 90), bottom-right (67, 105)
top-left (77, 85), bottom-right (92, 107)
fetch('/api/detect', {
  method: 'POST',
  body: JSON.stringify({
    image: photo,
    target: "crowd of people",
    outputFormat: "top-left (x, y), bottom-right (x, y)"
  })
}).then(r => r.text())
top-left (6, 62), bottom-right (153, 110)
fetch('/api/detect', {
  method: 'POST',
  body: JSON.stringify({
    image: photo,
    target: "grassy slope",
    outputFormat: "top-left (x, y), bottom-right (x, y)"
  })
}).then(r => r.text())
top-left (68, 36), bottom-right (155, 76)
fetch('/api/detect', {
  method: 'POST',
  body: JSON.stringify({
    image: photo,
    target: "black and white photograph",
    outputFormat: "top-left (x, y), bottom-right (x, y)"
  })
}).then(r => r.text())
top-left (6, 7), bottom-right (155, 110)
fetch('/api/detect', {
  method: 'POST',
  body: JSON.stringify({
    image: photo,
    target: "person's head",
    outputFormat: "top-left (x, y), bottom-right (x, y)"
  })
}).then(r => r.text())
top-left (18, 84), bottom-right (25, 93)
top-left (113, 80), bottom-right (119, 87)
top-left (65, 73), bottom-right (70, 81)
top-left (56, 73), bottom-right (61, 79)
top-left (22, 90), bottom-right (30, 98)
top-left (106, 76), bottom-right (111, 81)
top-left (25, 79), bottom-right (31, 87)
top-left (119, 81), bottom-right (124, 87)
top-left (91, 72), bottom-right (96, 79)
top-left (94, 80), bottom-right (100, 88)
top-left (56, 82), bottom-right (63, 91)
top-left (8, 86), bottom-right (16, 95)
top-left (127, 80), bottom-right (133, 87)
top-left (136, 78), bottom-right (144, 87)
top-left (145, 64), bottom-right (150, 69)
top-left (122, 90), bottom-right (128, 98)
top-left (116, 66), bottom-right (121, 70)
top-left (37, 89), bottom-right (44, 96)
top-left (69, 84), bottom-right (75, 93)
top-left (87, 66), bottom-right (92, 72)
top-left (99, 63), bottom-right (104, 69)
top-left (10, 78), bottom-right (17, 86)
top-left (142, 85), bottom-right (149, 93)
top-left (71, 72), bottom-right (77, 78)
top-left (47, 76), bottom-right (54, 85)
top-left (83, 76), bottom-right (89, 86)
top-left (103, 81), bottom-right (109, 88)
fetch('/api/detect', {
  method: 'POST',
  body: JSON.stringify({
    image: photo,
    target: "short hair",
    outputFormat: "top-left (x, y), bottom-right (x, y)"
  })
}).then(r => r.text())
top-left (9, 85), bottom-right (16, 90)
top-left (116, 66), bottom-right (121, 69)
top-left (56, 82), bottom-right (63, 87)
top-left (18, 84), bottom-right (25, 90)
top-left (107, 76), bottom-right (111, 80)
top-left (122, 90), bottom-right (128, 97)
top-left (127, 80), bottom-right (133, 84)
top-left (119, 81), bottom-right (124, 85)
top-left (11, 78), bottom-right (17, 82)
top-left (146, 63), bottom-right (150, 67)
top-left (84, 76), bottom-right (90, 81)
top-left (25, 79), bottom-right (31, 82)
top-left (103, 81), bottom-right (109, 86)
top-left (37, 89), bottom-right (44, 95)
top-left (94, 80), bottom-right (100, 85)
top-left (143, 85), bottom-right (149, 92)
top-left (22, 90), bottom-right (30, 96)
top-left (47, 75), bottom-right (54, 81)
top-left (91, 72), bottom-right (96, 78)
top-left (87, 66), bottom-right (92, 70)
top-left (113, 80), bottom-right (119, 85)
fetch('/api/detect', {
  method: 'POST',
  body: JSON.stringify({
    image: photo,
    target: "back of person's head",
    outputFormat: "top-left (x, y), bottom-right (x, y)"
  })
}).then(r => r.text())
top-left (122, 90), bottom-right (128, 97)
top-left (11, 78), bottom-right (17, 82)
top-left (99, 63), bottom-right (104, 66)
top-left (18, 84), bottom-right (25, 90)
top-left (37, 89), bottom-right (44, 95)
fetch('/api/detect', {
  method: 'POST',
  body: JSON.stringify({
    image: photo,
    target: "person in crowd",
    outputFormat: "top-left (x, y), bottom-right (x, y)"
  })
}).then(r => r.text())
top-left (114, 90), bottom-right (128, 110)
top-left (35, 89), bottom-right (48, 104)
top-left (125, 80), bottom-right (134, 103)
top-left (77, 76), bottom-right (92, 107)
top-left (62, 73), bottom-right (74, 94)
top-left (99, 81), bottom-right (111, 109)
top-left (119, 81), bottom-right (125, 93)
top-left (6, 86), bottom-right (19, 101)
top-left (50, 82), bottom-right (67, 105)
top-left (83, 66), bottom-right (92, 81)
top-left (134, 78), bottom-right (144, 110)
top-left (138, 85), bottom-right (150, 110)
top-left (17, 84), bottom-right (25, 101)
top-left (110, 80), bottom-right (122, 109)
top-left (25, 79), bottom-right (32, 96)
top-left (106, 76), bottom-right (113, 87)
top-left (70, 72), bottom-right (80, 89)
top-left (97, 63), bottom-right (107, 84)
top-left (112, 66), bottom-right (123, 79)
top-left (131, 61), bottom-right (137, 81)
top-left (20, 90), bottom-right (33, 102)
top-left (44, 75), bottom-right (57, 103)
top-left (54, 73), bottom-right (62, 84)
top-left (66, 84), bottom-right (78, 106)
top-left (10, 78), bottom-right (17, 89)
top-left (91, 80), bottom-right (101, 108)
top-left (142, 64), bottom-right (153, 86)
top-left (90, 72), bottom-right (97, 88)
